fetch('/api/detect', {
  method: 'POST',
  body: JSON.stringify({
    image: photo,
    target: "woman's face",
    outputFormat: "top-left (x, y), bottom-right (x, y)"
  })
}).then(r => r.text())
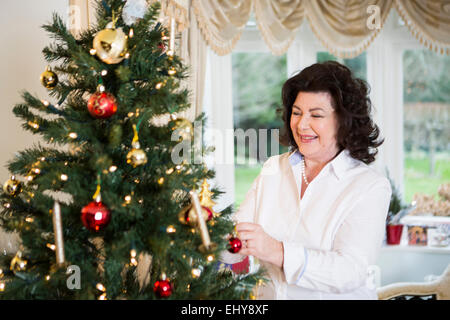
top-left (290, 91), bottom-right (340, 162)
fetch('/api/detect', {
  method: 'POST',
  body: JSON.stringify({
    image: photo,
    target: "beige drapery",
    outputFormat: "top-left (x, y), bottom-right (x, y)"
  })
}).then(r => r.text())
top-left (193, 0), bottom-right (450, 58)
top-left (395, 0), bottom-right (450, 55)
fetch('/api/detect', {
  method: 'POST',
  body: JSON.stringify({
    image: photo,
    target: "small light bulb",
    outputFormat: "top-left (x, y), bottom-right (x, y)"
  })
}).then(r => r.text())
top-left (207, 254), bottom-right (215, 262)
top-left (109, 165), bottom-right (117, 172)
top-left (98, 85), bottom-right (106, 92)
top-left (33, 168), bottom-right (41, 174)
top-left (45, 275), bottom-right (51, 281)
top-left (191, 268), bottom-right (201, 278)
top-left (25, 217), bottom-right (34, 223)
top-left (168, 67), bottom-right (176, 76)
top-left (60, 174), bottom-right (68, 181)
top-left (28, 121), bottom-right (39, 129)
top-left (90, 48), bottom-right (97, 55)
top-left (166, 168), bottom-right (174, 174)
top-left (4, 203), bottom-right (11, 209)
top-left (46, 243), bottom-right (56, 251)
top-left (155, 82), bottom-right (163, 90)
top-left (166, 225), bottom-right (176, 233)
top-left (124, 195), bottom-right (132, 204)
top-left (101, 70), bottom-right (108, 76)
top-left (130, 249), bottom-right (137, 258)
top-left (69, 132), bottom-right (78, 139)
top-left (98, 293), bottom-right (107, 300)
top-left (158, 177), bottom-right (164, 185)
top-left (0, 282), bottom-right (5, 292)
top-left (129, 28), bottom-right (134, 38)
top-left (40, 157), bottom-right (46, 161)
top-left (42, 100), bottom-right (50, 106)
top-left (96, 283), bottom-right (106, 292)
top-left (124, 53), bottom-right (130, 59)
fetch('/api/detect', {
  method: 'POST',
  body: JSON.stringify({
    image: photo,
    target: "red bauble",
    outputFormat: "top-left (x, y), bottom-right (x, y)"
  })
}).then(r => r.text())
top-left (81, 201), bottom-right (111, 231)
top-left (202, 206), bottom-right (213, 221)
top-left (87, 91), bottom-right (117, 119)
top-left (153, 279), bottom-right (173, 298)
top-left (157, 42), bottom-right (167, 53)
top-left (228, 237), bottom-right (242, 254)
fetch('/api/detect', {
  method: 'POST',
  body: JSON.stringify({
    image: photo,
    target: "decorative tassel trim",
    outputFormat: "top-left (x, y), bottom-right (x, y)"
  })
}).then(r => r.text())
top-left (394, 0), bottom-right (450, 55)
top-left (192, 0), bottom-right (250, 56)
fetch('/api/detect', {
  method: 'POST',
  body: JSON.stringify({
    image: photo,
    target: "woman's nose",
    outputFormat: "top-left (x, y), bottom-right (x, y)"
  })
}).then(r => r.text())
top-left (297, 115), bottom-right (310, 130)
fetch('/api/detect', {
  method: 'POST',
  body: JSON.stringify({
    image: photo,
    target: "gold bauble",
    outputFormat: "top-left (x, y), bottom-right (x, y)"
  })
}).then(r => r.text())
top-left (10, 251), bottom-right (27, 273)
top-left (126, 147), bottom-right (147, 167)
top-left (3, 176), bottom-right (22, 197)
top-left (178, 204), bottom-right (212, 226)
top-left (40, 66), bottom-right (58, 89)
top-left (93, 22), bottom-right (128, 64)
top-left (169, 117), bottom-right (194, 142)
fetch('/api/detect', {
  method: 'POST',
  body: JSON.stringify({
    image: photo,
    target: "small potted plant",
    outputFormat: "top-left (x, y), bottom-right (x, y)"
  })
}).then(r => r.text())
top-left (386, 173), bottom-right (413, 245)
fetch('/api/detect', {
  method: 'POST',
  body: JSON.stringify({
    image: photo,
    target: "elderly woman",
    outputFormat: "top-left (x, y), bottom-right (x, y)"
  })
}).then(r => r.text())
top-left (221, 61), bottom-right (392, 300)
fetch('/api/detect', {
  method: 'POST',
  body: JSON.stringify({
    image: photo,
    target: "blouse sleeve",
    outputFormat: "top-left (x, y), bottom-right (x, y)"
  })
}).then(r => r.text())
top-left (282, 177), bottom-right (392, 293)
top-left (218, 174), bottom-right (261, 264)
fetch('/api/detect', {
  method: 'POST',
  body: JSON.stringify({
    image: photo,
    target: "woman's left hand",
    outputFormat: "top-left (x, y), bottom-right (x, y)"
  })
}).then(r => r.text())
top-left (236, 222), bottom-right (284, 268)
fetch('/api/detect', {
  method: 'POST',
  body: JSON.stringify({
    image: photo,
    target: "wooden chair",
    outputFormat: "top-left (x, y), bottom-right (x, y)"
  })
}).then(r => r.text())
top-left (377, 264), bottom-right (450, 300)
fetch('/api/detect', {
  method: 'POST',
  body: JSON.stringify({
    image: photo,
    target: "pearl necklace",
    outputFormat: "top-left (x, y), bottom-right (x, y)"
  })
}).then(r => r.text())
top-left (301, 158), bottom-right (309, 186)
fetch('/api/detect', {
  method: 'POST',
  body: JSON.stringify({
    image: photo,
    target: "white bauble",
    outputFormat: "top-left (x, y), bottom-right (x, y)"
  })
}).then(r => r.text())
top-left (122, 0), bottom-right (149, 25)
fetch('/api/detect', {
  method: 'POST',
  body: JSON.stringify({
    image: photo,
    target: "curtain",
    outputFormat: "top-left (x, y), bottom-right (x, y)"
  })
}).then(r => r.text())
top-left (192, 0), bottom-right (252, 56)
top-left (253, 0), bottom-right (305, 55)
top-left (193, 0), bottom-right (450, 58)
top-left (178, 3), bottom-right (207, 121)
top-left (395, 0), bottom-right (450, 55)
top-left (305, 0), bottom-right (393, 58)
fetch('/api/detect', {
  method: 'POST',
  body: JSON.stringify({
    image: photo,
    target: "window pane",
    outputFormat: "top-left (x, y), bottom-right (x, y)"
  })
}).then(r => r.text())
top-left (403, 50), bottom-right (450, 204)
top-left (232, 52), bottom-right (288, 208)
top-left (317, 52), bottom-right (367, 81)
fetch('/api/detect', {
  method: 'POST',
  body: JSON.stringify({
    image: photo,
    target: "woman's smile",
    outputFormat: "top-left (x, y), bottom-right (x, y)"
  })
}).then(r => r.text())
top-left (299, 134), bottom-right (318, 143)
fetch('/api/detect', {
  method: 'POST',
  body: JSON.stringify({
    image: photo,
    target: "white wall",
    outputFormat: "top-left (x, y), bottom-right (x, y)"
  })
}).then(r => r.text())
top-left (0, 0), bottom-right (69, 253)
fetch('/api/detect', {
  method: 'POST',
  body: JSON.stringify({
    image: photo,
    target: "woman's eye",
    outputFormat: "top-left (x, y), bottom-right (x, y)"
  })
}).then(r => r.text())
top-left (312, 115), bottom-right (323, 118)
top-left (293, 112), bottom-right (301, 116)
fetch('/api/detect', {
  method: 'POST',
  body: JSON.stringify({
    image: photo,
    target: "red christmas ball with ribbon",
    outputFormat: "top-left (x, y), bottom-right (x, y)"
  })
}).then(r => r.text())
top-left (228, 237), bottom-right (242, 254)
top-left (87, 88), bottom-right (117, 119)
top-left (81, 200), bottom-right (111, 232)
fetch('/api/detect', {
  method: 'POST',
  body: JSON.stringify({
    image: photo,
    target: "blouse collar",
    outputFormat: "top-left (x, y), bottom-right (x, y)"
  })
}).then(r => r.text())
top-left (288, 149), bottom-right (358, 180)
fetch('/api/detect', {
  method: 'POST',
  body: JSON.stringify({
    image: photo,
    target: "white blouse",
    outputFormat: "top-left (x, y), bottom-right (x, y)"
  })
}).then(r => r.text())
top-left (221, 149), bottom-right (391, 300)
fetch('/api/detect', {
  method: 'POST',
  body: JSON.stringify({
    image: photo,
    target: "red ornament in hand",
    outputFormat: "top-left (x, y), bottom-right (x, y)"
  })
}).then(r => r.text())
top-left (87, 91), bottom-right (117, 119)
top-left (81, 200), bottom-right (111, 231)
top-left (153, 279), bottom-right (173, 298)
top-left (228, 237), bottom-right (242, 254)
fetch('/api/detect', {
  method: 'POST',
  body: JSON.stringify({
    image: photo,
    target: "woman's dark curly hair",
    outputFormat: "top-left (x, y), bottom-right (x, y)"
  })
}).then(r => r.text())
top-left (279, 60), bottom-right (383, 164)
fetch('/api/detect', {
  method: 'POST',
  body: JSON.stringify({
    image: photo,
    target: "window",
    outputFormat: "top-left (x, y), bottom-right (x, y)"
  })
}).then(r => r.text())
top-left (232, 52), bottom-right (288, 208)
top-left (317, 52), bottom-right (367, 81)
top-left (402, 50), bottom-right (450, 203)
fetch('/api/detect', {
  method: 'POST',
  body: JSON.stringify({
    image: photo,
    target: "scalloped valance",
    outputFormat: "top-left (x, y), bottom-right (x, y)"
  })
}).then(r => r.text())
top-left (192, 0), bottom-right (450, 58)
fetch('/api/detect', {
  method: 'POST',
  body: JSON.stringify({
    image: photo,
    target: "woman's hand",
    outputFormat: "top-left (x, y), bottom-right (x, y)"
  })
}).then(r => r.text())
top-left (236, 222), bottom-right (284, 268)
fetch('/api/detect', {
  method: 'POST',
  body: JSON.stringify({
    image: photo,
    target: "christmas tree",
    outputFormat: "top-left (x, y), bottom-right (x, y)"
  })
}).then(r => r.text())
top-left (0, 0), bottom-right (261, 299)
